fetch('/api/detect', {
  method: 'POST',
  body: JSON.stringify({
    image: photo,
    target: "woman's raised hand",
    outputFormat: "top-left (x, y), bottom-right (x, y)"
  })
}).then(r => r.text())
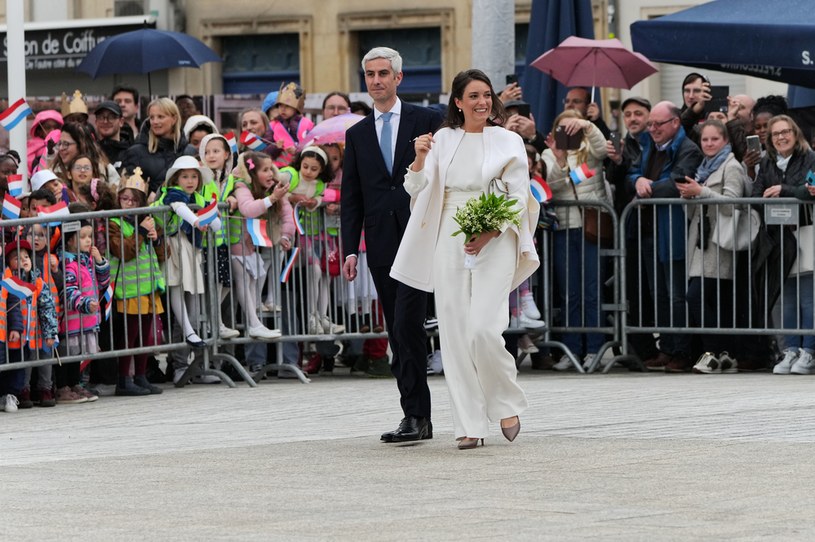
top-left (411, 133), bottom-right (434, 171)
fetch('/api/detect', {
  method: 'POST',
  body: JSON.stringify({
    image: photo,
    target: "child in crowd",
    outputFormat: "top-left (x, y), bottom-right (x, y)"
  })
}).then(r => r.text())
top-left (154, 156), bottom-right (221, 348)
top-left (0, 240), bottom-right (59, 411)
top-left (279, 146), bottom-right (344, 335)
top-left (198, 133), bottom-right (240, 339)
top-left (30, 169), bottom-right (71, 205)
top-left (230, 151), bottom-right (289, 341)
top-left (269, 82), bottom-right (314, 167)
top-left (59, 216), bottom-right (111, 373)
top-left (109, 170), bottom-right (166, 395)
top-left (64, 154), bottom-right (99, 195)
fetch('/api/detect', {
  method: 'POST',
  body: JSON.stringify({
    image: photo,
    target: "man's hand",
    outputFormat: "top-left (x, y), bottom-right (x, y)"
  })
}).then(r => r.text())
top-left (342, 255), bottom-right (357, 282)
top-left (586, 103), bottom-right (601, 122)
top-left (506, 114), bottom-right (536, 140)
top-left (691, 81), bottom-right (712, 114)
top-left (499, 82), bottom-right (522, 103)
top-left (605, 140), bottom-right (622, 165)
top-left (635, 177), bottom-right (653, 198)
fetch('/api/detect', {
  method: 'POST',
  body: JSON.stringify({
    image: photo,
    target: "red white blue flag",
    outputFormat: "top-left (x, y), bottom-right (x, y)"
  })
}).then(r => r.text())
top-left (2, 275), bottom-right (35, 300)
top-left (2, 193), bottom-right (21, 220)
top-left (102, 282), bottom-right (114, 321)
top-left (569, 163), bottom-right (596, 185)
top-left (37, 201), bottom-right (70, 226)
top-left (224, 132), bottom-right (238, 154)
top-left (530, 178), bottom-right (553, 204)
top-left (292, 203), bottom-right (305, 235)
top-left (279, 247), bottom-right (300, 283)
top-left (240, 131), bottom-right (269, 151)
top-left (6, 174), bottom-right (23, 197)
top-left (246, 218), bottom-right (273, 247)
top-left (196, 194), bottom-right (219, 226)
top-left (0, 98), bottom-right (33, 131)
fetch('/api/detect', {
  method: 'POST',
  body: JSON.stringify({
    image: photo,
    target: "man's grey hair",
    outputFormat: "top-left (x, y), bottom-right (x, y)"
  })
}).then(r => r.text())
top-left (361, 47), bottom-right (403, 74)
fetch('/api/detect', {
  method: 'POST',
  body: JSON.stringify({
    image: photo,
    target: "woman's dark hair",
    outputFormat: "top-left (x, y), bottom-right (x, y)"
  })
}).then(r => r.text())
top-left (321, 91), bottom-right (351, 111)
top-left (754, 95), bottom-right (788, 118)
top-left (55, 122), bottom-right (108, 176)
top-left (350, 101), bottom-right (372, 116)
top-left (443, 69), bottom-right (507, 129)
top-left (291, 146), bottom-right (334, 184)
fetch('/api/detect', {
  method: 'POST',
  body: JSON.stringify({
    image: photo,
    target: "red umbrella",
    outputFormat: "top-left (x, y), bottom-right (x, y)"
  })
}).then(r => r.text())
top-left (298, 112), bottom-right (364, 150)
top-left (530, 36), bottom-right (658, 101)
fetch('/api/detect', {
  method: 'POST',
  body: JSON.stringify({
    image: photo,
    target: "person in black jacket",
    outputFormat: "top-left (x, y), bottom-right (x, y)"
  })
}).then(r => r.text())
top-left (121, 97), bottom-right (196, 198)
top-left (94, 101), bottom-right (132, 171)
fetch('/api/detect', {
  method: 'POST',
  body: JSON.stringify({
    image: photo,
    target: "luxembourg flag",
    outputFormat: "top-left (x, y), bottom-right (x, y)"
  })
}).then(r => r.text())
top-left (569, 163), bottom-right (596, 185)
top-left (240, 131), bottom-right (269, 151)
top-left (224, 132), bottom-right (238, 154)
top-left (529, 177), bottom-right (553, 204)
top-left (7, 174), bottom-right (23, 197)
top-left (37, 201), bottom-right (70, 226)
top-left (102, 282), bottom-right (115, 321)
top-left (246, 218), bottom-right (273, 247)
top-left (2, 193), bottom-right (21, 219)
top-left (292, 203), bottom-right (305, 235)
top-left (196, 194), bottom-right (219, 226)
top-left (2, 275), bottom-right (35, 300)
top-left (0, 98), bottom-right (33, 131)
top-left (279, 247), bottom-right (300, 283)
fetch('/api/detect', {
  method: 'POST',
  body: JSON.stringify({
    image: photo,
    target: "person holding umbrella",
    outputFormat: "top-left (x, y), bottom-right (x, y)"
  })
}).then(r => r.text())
top-left (121, 97), bottom-right (196, 197)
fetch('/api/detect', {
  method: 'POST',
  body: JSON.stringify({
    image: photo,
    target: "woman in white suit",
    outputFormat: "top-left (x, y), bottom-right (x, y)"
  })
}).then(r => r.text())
top-left (390, 69), bottom-right (539, 450)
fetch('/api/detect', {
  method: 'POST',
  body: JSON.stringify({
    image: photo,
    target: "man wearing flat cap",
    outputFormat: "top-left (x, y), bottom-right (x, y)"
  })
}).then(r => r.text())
top-left (95, 100), bottom-right (132, 171)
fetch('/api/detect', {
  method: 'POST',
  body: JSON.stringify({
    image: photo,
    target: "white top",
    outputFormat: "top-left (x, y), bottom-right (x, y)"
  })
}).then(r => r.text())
top-left (374, 98), bottom-right (402, 163)
top-left (445, 133), bottom-right (484, 192)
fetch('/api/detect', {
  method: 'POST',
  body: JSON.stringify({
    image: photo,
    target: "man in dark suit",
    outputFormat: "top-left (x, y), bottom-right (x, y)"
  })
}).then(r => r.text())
top-left (341, 47), bottom-right (442, 443)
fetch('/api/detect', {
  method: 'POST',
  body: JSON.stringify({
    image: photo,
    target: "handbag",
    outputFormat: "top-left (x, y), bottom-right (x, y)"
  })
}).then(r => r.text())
top-left (790, 224), bottom-right (815, 275)
top-left (320, 248), bottom-right (341, 277)
top-left (710, 205), bottom-right (761, 251)
top-left (569, 179), bottom-right (613, 248)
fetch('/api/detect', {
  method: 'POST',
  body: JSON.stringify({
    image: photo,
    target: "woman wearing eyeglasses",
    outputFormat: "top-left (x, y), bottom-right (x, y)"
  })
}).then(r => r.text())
top-left (753, 115), bottom-right (815, 375)
top-left (49, 122), bottom-right (120, 192)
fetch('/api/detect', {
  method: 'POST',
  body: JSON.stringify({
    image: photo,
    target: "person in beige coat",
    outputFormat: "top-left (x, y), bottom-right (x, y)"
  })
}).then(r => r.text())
top-left (541, 110), bottom-right (610, 371)
top-left (391, 69), bottom-right (539, 450)
top-left (676, 119), bottom-right (747, 373)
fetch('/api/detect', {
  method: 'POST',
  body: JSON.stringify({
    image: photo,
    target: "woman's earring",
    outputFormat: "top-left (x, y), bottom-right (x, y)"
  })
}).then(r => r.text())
top-left (458, 108), bottom-right (462, 113)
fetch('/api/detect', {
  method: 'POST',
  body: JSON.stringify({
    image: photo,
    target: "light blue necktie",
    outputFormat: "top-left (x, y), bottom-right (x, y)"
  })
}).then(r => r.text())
top-left (379, 111), bottom-right (393, 173)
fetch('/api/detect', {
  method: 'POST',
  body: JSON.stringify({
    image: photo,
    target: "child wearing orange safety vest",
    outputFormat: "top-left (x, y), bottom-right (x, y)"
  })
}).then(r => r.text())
top-left (0, 240), bottom-right (59, 412)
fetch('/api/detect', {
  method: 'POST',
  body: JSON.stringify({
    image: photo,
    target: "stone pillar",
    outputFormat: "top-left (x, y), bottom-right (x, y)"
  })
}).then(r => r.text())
top-left (471, 0), bottom-right (515, 90)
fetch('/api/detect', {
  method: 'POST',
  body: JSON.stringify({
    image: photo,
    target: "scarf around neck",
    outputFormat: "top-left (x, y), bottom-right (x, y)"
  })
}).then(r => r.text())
top-left (696, 144), bottom-right (731, 184)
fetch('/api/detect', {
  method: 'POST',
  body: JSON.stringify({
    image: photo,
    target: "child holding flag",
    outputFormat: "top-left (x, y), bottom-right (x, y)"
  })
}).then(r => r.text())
top-left (153, 156), bottom-right (221, 349)
top-left (279, 146), bottom-right (344, 335)
top-left (542, 110), bottom-right (610, 371)
top-left (0, 240), bottom-right (59, 411)
top-left (230, 151), bottom-right (291, 342)
top-left (59, 217), bottom-right (111, 388)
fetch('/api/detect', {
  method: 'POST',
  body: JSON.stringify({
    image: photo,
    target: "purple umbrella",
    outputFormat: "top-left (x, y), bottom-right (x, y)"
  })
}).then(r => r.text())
top-left (531, 36), bottom-right (658, 101)
top-left (298, 113), bottom-right (364, 150)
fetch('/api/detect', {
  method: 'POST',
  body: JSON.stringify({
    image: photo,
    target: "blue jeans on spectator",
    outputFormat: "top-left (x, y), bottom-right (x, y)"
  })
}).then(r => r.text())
top-left (553, 228), bottom-right (604, 356)
top-left (641, 236), bottom-right (689, 356)
top-left (780, 273), bottom-right (815, 352)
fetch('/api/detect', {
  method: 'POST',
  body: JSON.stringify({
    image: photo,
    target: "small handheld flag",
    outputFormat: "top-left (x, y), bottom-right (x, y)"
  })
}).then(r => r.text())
top-left (37, 201), bottom-right (70, 226)
top-left (292, 203), bottom-right (305, 236)
top-left (280, 247), bottom-right (300, 283)
top-left (224, 132), bottom-right (238, 154)
top-left (0, 98), bottom-right (33, 131)
top-left (2, 275), bottom-right (35, 300)
top-left (529, 178), bottom-right (553, 204)
top-left (7, 174), bottom-right (23, 197)
top-left (2, 193), bottom-right (21, 220)
top-left (569, 163), bottom-right (596, 185)
top-left (102, 282), bottom-right (114, 321)
top-left (240, 131), bottom-right (269, 151)
top-left (196, 194), bottom-right (219, 226)
top-left (246, 218), bottom-right (273, 247)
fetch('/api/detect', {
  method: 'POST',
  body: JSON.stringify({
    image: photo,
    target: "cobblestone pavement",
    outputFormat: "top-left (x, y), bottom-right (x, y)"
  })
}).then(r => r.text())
top-left (2, 369), bottom-right (815, 540)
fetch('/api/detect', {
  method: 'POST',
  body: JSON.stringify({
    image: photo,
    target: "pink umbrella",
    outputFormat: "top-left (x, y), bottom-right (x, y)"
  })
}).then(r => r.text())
top-left (530, 36), bottom-right (658, 101)
top-left (298, 112), bottom-right (364, 149)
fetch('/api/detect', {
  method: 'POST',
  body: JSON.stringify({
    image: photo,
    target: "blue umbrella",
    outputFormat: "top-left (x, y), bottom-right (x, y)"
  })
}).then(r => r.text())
top-left (631, 0), bottom-right (815, 88)
top-left (76, 28), bottom-right (222, 95)
top-left (522, 0), bottom-right (595, 136)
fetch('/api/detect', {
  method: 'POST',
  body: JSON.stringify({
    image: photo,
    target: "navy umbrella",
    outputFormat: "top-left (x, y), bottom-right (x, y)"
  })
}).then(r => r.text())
top-left (521, 0), bottom-right (595, 136)
top-left (631, 0), bottom-right (815, 88)
top-left (77, 28), bottom-right (222, 96)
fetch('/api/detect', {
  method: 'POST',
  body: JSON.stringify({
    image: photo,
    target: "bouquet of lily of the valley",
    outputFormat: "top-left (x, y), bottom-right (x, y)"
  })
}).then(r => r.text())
top-left (452, 192), bottom-right (521, 269)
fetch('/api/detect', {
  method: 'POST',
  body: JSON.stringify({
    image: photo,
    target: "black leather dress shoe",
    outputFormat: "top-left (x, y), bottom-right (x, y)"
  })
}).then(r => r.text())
top-left (391, 416), bottom-right (432, 442)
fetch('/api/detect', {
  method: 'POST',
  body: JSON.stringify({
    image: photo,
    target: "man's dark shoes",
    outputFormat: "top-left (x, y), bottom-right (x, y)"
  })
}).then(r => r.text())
top-left (390, 416), bottom-right (433, 442)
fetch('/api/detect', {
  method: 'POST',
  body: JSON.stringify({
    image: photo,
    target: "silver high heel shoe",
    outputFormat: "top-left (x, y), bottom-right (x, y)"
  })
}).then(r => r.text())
top-left (501, 417), bottom-right (521, 442)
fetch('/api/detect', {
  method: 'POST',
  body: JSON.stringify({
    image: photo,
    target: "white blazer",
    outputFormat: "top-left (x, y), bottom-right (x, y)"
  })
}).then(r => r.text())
top-left (390, 125), bottom-right (540, 292)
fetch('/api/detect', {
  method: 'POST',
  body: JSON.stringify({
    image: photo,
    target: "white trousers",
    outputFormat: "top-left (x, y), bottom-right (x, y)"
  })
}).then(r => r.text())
top-left (434, 191), bottom-right (528, 439)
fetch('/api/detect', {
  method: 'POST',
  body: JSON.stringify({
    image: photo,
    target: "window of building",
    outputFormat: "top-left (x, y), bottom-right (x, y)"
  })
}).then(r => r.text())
top-left (222, 33), bottom-right (300, 94)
